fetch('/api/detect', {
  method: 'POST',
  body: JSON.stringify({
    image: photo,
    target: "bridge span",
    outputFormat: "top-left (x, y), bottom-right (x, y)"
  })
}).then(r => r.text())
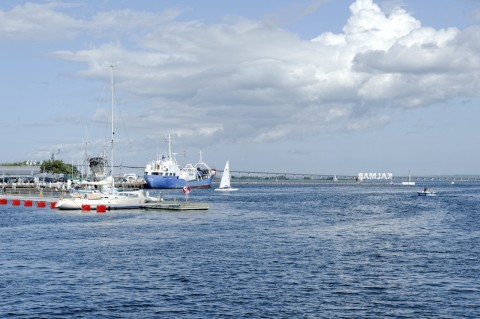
top-left (227, 171), bottom-right (480, 182)
top-left (106, 165), bottom-right (480, 183)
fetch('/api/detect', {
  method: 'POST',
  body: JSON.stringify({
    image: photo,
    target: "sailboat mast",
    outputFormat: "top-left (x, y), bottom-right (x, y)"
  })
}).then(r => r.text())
top-left (84, 125), bottom-right (88, 178)
top-left (110, 65), bottom-right (115, 193)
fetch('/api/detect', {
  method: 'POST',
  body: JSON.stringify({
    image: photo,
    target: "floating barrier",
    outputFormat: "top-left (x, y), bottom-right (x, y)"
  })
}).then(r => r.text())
top-left (4, 198), bottom-right (60, 208)
top-left (4, 196), bottom-right (210, 212)
top-left (96, 205), bottom-right (107, 213)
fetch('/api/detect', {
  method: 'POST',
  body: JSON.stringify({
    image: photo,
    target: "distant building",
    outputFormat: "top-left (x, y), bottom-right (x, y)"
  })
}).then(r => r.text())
top-left (0, 165), bottom-right (41, 176)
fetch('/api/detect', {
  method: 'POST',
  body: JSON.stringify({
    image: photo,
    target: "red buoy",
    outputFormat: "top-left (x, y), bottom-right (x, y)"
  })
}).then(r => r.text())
top-left (50, 202), bottom-right (57, 209)
top-left (96, 204), bottom-right (107, 213)
top-left (81, 204), bottom-right (91, 211)
top-left (37, 201), bottom-right (46, 208)
top-left (12, 199), bottom-right (20, 206)
top-left (0, 198), bottom-right (7, 204)
top-left (24, 200), bottom-right (33, 207)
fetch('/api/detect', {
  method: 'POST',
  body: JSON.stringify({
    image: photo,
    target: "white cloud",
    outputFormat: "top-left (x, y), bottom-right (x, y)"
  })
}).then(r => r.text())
top-left (4, 0), bottom-right (480, 145)
top-left (0, 2), bottom-right (184, 41)
top-left (0, 2), bottom-right (81, 41)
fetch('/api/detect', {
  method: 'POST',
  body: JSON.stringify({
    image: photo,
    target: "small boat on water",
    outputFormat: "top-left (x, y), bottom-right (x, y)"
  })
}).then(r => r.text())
top-left (418, 188), bottom-right (436, 196)
top-left (144, 134), bottom-right (215, 189)
top-left (401, 171), bottom-right (416, 186)
top-left (215, 161), bottom-right (238, 192)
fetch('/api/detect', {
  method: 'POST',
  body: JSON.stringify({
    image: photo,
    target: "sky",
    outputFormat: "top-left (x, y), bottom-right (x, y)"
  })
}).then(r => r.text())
top-left (1, 0), bottom-right (480, 176)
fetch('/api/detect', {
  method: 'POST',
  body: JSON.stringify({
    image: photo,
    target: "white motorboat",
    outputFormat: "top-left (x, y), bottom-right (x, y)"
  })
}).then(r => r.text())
top-left (418, 188), bottom-right (436, 196)
top-left (214, 161), bottom-right (238, 192)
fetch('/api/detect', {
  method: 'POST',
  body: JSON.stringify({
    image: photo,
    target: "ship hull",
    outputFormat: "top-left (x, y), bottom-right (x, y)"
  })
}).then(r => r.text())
top-left (144, 174), bottom-right (214, 189)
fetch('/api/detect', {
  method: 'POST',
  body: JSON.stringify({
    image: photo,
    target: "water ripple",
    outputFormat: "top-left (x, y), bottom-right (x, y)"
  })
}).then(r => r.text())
top-left (1, 182), bottom-right (480, 318)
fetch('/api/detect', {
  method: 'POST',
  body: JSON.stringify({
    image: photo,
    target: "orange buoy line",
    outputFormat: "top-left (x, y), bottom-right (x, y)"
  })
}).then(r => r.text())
top-left (79, 204), bottom-right (108, 213)
top-left (0, 196), bottom-right (113, 212)
top-left (0, 196), bottom-right (58, 209)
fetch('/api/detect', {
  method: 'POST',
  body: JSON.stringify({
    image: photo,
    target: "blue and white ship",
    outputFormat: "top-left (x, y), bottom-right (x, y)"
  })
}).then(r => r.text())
top-left (144, 135), bottom-right (216, 189)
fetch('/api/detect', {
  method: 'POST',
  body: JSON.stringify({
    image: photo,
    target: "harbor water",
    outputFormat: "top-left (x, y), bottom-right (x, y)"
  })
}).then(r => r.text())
top-left (1, 182), bottom-right (480, 318)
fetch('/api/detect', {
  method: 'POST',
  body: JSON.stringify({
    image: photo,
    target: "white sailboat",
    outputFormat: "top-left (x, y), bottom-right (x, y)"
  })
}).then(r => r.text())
top-left (214, 161), bottom-right (238, 192)
top-left (401, 171), bottom-right (416, 186)
top-left (56, 66), bottom-right (146, 210)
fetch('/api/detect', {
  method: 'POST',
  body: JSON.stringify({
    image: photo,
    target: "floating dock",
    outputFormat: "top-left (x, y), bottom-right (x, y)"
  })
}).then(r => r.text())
top-left (142, 201), bottom-right (209, 210)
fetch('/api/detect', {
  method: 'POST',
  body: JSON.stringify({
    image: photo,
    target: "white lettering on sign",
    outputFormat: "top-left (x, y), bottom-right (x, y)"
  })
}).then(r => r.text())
top-left (358, 173), bottom-right (393, 180)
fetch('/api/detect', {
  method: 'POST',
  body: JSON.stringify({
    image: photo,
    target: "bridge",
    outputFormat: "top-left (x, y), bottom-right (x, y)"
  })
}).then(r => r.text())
top-left (117, 166), bottom-right (480, 182)
top-left (2, 165), bottom-right (479, 183)
top-left (226, 170), bottom-right (480, 182)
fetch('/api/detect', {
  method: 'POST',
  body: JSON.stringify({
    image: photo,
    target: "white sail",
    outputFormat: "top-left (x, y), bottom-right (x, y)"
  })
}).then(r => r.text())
top-left (215, 161), bottom-right (238, 192)
top-left (219, 161), bottom-right (231, 188)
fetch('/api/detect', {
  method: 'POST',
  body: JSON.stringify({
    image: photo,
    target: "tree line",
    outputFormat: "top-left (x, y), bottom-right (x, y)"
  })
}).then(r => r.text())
top-left (1, 160), bottom-right (80, 176)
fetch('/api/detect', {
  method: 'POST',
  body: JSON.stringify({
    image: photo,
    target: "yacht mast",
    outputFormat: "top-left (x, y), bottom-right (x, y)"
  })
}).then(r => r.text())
top-left (110, 65), bottom-right (115, 193)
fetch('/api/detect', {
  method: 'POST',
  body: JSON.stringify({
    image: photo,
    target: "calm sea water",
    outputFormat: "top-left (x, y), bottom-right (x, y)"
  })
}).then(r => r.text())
top-left (1, 182), bottom-right (480, 318)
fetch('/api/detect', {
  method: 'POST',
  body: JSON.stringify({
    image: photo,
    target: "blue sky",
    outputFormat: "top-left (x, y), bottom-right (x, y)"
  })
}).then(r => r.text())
top-left (1, 0), bottom-right (479, 176)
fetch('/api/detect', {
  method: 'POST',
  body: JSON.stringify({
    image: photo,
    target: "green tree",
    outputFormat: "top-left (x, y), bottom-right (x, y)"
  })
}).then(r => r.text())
top-left (40, 160), bottom-right (80, 176)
